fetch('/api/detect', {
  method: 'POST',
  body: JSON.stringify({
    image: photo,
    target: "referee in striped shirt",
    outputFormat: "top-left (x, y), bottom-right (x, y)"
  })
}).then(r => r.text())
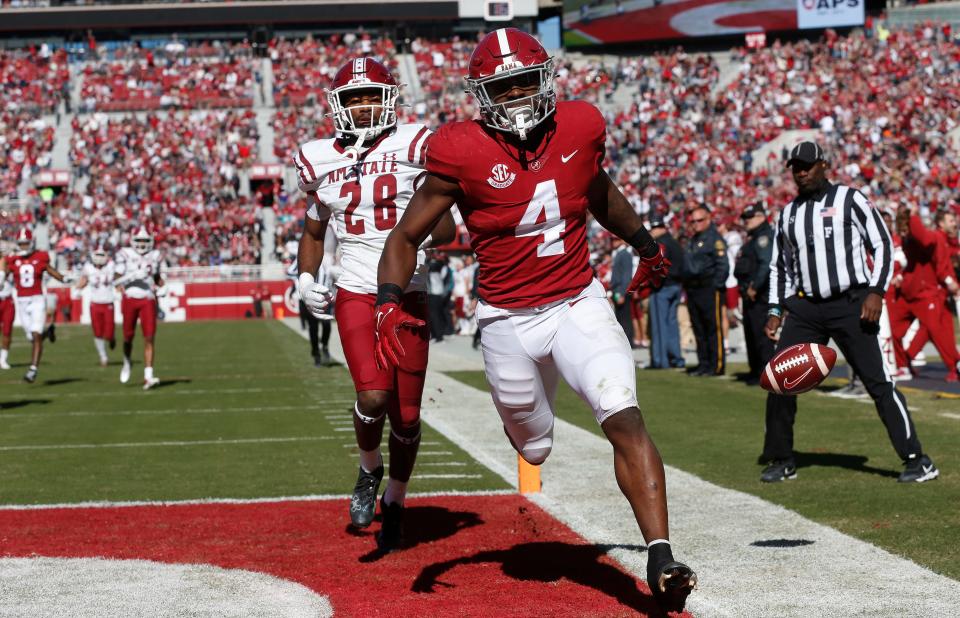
top-left (761, 141), bottom-right (939, 484)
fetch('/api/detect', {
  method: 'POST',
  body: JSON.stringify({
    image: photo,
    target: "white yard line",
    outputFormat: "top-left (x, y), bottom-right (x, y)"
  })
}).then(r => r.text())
top-left (941, 412), bottom-right (960, 420)
top-left (0, 405), bottom-right (346, 419)
top-left (282, 319), bottom-right (960, 616)
top-left (0, 436), bottom-right (334, 452)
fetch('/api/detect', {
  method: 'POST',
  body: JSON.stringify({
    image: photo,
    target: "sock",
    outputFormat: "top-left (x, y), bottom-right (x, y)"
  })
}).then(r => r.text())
top-left (383, 479), bottom-right (408, 506)
top-left (647, 539), bottom-right (674, 566)
top-left (0, 349), bottom-right (7, 364)
top-left (93, 338), bottom-right (106, 359)
top-left (359, 448), bottom-right (382, 473)
top-left (144, 366), bottom-right (154, 381)
top-left (29, 364), bottom-right (37, 371)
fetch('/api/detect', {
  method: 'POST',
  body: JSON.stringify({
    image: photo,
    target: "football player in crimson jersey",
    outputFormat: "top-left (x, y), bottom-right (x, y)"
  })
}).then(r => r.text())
top-left (293, 57), bottom-right (456, 552)
top-left (0, 228), bottom-right (70, 383)
top-left (375, 28), bottom-right (695, 611)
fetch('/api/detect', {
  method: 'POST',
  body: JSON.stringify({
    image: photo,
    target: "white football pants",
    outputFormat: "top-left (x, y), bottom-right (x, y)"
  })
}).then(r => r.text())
top-left (476, 278), bottom-right (638, 465)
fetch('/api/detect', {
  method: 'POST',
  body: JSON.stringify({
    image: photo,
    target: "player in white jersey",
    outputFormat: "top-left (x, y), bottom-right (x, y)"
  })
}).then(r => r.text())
top-left (114, 227), bottom-right (164, 390)
top-left (76, 246), bottom-right (117, 366)
top-left (0, 267), bottom-right (14, 370)
top-left (294, 57), bottom-right (455, 552)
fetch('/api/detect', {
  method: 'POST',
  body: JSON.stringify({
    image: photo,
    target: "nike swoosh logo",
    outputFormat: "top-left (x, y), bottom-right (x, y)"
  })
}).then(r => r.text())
top-left (782, 367), bottom-right (813, 391)
top-left (922, 465), bottom-right (934, 474)
top-left (561, 150), bottom-right (579, 163)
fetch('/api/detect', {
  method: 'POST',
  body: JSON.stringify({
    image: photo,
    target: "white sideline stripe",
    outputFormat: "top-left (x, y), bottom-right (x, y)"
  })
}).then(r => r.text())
top-left (414, 474), bottom-right (481, 479)
top-left (0, 489), bottom-right (516, 511)
top-left (0, 436), bottom-right (334, 452)
top-left (941, 412), bottom-right (960, 420)
top-left (418, 462), bottom-right (467, 467)
top-left (417, 451), bottom-right (452, 456)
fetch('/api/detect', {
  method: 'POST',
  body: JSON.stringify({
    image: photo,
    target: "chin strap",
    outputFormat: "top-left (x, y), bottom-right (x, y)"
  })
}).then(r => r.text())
top-left (509, 106), bottom-right (534, 141)
top-left (343, 128), bottom-right (371, 161)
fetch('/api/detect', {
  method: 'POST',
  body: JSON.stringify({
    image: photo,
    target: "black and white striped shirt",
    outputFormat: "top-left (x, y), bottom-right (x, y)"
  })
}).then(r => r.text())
top-left (768, 183), bottom-right (892, 307)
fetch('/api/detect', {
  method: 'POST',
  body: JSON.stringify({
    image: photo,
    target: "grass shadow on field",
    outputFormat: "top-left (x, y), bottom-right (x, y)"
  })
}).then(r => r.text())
top-left (794, 451), bottom-right (899, 479)
top-left (359, 506), bottom-right (484, 563)
top-left (41, 378), bottom-right (85, 387)
top-left (411, 541), bottom-right (662, 614)
top-left (0, 399), bottom-right (51, 410)
top-left (153, 378), bottom-right (194, 389)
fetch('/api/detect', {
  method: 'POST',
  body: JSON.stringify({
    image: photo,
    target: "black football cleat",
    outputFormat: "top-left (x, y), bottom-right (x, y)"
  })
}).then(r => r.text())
top-left (898, 454), bottom-right (939, 483)
top-left (375, 498), bottom-right (404, 553)
top-left (648, 559), bottom-right (697, 615)
top-left (349, 465), bottom-right (383, 528)
top-left (760, 459), bottom-right (797, 483)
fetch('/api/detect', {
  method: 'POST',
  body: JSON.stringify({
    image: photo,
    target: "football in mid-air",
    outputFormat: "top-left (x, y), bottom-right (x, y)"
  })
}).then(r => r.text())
top-left (760, 343), bottom-right (837, 395)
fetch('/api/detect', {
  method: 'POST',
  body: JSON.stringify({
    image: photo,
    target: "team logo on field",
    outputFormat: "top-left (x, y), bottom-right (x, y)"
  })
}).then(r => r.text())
top-left (487, 163), bottom-right (516, 189)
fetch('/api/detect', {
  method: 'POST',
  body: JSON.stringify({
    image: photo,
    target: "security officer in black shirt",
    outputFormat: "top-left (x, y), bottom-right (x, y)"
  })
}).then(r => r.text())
top-left (683, 205), bottom-right (729, 376)
top-left (734, 203), bottom-right (775, 384)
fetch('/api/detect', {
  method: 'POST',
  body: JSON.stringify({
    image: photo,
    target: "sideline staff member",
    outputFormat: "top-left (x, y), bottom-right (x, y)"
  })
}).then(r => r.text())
top-left (762, 141), bottom-right (938, 484)
top-left (734, 203), bottom-right (775, 383)
top-left (684, 206), bottom-right (728, 376)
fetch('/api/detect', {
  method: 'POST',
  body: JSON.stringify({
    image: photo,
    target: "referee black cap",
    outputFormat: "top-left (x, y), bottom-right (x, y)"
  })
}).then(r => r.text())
top-left (786, 141), bottom-right (825, 168)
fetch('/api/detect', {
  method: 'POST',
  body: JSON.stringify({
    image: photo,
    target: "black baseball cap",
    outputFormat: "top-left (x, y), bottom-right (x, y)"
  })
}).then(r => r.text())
top-left (786, 141), bottom-right (825, 168)
top-left (648, 214), bottom-right (666, 229)
top-left (740, 203), bottom-right (765, 219)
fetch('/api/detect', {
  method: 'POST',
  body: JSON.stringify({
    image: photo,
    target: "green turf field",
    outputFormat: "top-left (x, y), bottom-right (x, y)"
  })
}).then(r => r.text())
top-left (0, 321), bottom-right (507, 505)
top-left (450, 368), bottom-right (960, 580)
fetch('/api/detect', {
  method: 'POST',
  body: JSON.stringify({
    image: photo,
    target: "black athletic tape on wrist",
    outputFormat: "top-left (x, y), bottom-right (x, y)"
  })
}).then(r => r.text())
top-left (376, 283), bottom-right (403, 307)
top-left (627, 228), bottom-right (658, 259)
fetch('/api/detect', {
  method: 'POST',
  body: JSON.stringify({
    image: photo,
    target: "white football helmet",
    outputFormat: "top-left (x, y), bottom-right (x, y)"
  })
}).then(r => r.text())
top-left (91, 246), bottom-right (109, 267)
top-left (132, 227), bottom-right (153, 255)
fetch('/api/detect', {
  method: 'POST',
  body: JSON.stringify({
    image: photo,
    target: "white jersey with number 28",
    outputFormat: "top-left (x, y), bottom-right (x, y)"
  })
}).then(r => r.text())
top-left (294, 123), bottom-right (432, 295)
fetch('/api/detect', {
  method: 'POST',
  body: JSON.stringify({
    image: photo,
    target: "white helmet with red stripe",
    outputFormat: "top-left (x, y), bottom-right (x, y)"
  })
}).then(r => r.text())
top-left (327, 57), bottom-right (399, 142)
top-left (16, 228), bottom-right (34, 256)
top-left (132, 226), bottom-right (153, 255)
top-left (465, 28), bottom-right (556, 141)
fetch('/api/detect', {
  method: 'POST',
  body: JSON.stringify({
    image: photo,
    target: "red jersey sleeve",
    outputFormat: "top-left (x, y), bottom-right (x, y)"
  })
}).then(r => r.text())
top-left (38, 251), bottom-right (50, 270)
top-left (425, 124), bottom-right (463, 187)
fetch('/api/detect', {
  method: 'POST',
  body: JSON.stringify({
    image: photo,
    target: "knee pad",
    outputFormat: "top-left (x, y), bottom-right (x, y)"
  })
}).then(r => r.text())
top-left (519, 437), bottom-right (552, 466)
top-left (596, 383), bottom-right (638, 424)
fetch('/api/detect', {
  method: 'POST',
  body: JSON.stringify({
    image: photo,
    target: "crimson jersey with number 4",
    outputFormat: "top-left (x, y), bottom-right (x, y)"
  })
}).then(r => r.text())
top-left (294, 124), bottom-right (432, 295)
top-left (7, 251), bottom-right (50, 297)
top-left (427, 100), bottom-right (603, 308)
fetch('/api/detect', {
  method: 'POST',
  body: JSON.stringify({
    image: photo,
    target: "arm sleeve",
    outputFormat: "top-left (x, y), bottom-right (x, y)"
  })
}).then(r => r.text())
top-left (851, 191), bottom-right (893, 295)
top-left (425, 125), bottom-right (464, 189)
top-left (752, 233), bottom-right (774, 291)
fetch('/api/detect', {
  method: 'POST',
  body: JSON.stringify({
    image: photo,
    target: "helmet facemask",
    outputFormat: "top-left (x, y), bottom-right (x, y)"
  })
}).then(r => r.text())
top-left (132, 233), bottom-right (153, 255)
top-left (92, 249), bottom-right (108, 266)
top-left (466, 58), bottom-right (556, 141)
top-left (327, 84), bottom-right (399, 143)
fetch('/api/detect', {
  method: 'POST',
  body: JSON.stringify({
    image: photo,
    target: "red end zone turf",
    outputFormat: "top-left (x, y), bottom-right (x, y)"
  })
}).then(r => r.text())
top-left (0, 494), bottom-right (691, 617)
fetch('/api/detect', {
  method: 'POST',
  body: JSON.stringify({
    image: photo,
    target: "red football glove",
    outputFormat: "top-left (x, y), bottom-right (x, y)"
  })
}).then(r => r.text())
top-left (374, 302), bottom-right (426, 370)
top-left (627, 244), bottom-right (671, 295)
